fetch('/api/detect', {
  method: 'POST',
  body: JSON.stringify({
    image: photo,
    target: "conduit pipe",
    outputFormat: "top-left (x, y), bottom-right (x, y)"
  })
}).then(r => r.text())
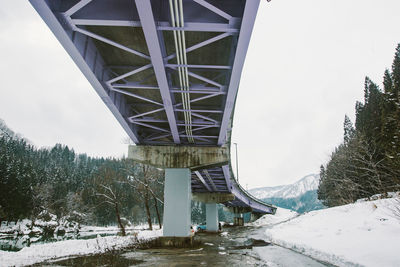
top-left (169, 0), bottom-right (194, 143)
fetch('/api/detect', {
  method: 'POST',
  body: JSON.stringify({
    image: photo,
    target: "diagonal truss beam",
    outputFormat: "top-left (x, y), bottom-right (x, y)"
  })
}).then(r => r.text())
top-left (64, 0), bottom-right (92, 17)
top-left (165, 32), bottom-right (231, 61)
top-left (191, 112), bottom-right (218, 124)
top-left (194, 171), bottom-right (212, 192)
top-left (129, 107), bottom-right (165, 119)
top-left (193, 0), bottom-right (232, 21)
top-left (73, 27), bottom-right (150, 60)
top-left (187, 70), bottom-right (223, 88)
top-left (172, 93), bottom-right (224, 112)
top-left (218, 0), bottom-right (261, 145)
top-left (145, 132), bottom-right (173, 141)
top-left (110, 88), bottom-right (163, 106)
top-left (192, 137), bottom-right (214, 144)
top-left (167, 66), bottom-right (223, 88)
top-left (135, 0), bottom-right (180, 143)
top-left (189, 92), bottom-right (224, 103)
top-left (203, 170), bottom-right (218, 191)
top-left (129, 121), bottom-right (171, 133)
top-left (112, 82), bottom-right (158, 90)
top-left (107, 64), bottom-right (152, 84)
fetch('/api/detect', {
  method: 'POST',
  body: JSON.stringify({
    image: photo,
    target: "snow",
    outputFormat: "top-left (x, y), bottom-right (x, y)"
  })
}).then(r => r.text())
top-left (78, 224), bottom-right (150, 236)
top-left (0, 229), bottom-right (162, 267)
top-left (0, 222), bottom-right (151, 240)
top-left (250, 174), bottom-right (320, 199)
top-left (253, 246), bottom-right (326, 267)
top-left (258, 196), bottom-right (400, 267)
top-left (248, 207), bottom-right (298, 227)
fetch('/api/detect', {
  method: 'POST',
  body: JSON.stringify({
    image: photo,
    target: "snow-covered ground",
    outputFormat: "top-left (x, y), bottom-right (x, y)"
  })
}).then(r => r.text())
top-left (0, 217), bottom-right (150, 239)
top-left (0, 219), bottom-right (155, 253)
top-left (0, 229), bottom-right (162, 267)
top-left (259, 195), bottom-right (400, 267)
top-left (248, 207), bottom-right (298, 227)
top-left (78, 224), bottom-right (151, 236)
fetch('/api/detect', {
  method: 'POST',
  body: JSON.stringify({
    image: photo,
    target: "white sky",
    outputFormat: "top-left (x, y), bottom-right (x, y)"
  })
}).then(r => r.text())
top-left (0, 0), bottom-right (399, 188)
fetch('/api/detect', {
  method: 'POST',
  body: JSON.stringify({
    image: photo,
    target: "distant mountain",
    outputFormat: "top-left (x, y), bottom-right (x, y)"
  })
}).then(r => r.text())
top-left (250, 174), bottom-right (325, 213)
top-left (250, 174), bottom-right (320, 199)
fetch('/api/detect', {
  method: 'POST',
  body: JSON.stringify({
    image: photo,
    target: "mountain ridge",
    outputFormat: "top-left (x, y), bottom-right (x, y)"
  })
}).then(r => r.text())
top-left (250, 174), bottom-right (320, 199)
top-left (248, 174), bottom-right (324, 213)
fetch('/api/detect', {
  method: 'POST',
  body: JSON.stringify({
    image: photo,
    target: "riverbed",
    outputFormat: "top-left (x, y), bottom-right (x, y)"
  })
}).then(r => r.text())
top-left (39, 226), bottom-right (331, 266)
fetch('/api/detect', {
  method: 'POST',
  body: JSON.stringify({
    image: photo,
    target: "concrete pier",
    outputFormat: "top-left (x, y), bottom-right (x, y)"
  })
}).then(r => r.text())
top-left (163, 168), bottom-right (191, 237)
top-left (206, 203), bottom-right (219, 232)
top-left (233, 216), bottom-right (244, 226)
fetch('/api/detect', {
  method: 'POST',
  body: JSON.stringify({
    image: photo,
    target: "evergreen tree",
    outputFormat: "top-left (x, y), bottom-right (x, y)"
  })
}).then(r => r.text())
top-left (392, 44), bottom-right (400, 99)
top-left (343, 115), bottom-right (355, 145)
top-left (319, 44), bottom-right (400, 207)
top-left (0, 119), bottom-right (165, 226)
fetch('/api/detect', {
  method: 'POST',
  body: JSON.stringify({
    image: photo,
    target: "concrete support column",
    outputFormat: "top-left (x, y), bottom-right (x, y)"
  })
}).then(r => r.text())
top-left (233, 215), bottom-right (244, 226)
top-left (233, 211), bottom-right (244, 226)
top-left (163, 168), bottom-right (191, 237)
top-left (206, 203), bottom-right (219, 232)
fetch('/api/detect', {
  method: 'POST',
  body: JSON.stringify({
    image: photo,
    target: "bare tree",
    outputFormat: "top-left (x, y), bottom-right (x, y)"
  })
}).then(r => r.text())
top-left (320, 134), bottom-right (400, 207)
top-left (93, 166), bottom-right (127, 236)
top-left (125, 163), bottom-right (164, 230)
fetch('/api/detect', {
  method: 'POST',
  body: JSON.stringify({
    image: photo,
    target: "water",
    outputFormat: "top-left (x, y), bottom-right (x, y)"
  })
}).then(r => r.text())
top-left (38, 226), bottom-right (330, 266)
top-left (0, 232), bottom-right (116, 252)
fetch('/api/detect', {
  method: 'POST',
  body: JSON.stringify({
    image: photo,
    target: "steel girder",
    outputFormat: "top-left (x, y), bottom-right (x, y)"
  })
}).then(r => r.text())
top-left (30, 0), bottom-right (274, 214)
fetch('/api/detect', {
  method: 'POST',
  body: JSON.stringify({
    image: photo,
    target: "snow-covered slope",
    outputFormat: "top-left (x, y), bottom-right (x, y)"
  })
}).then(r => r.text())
top-left (250, 174), bottom-right (320, 199)
top-left (249, 208), bottom-right (298, 227)
top-left (261, 194), bottom-right (400, 267)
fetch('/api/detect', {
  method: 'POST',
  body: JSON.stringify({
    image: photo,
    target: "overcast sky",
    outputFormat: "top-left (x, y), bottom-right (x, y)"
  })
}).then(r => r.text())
top-left (1, 0), bottom-right (399, 189)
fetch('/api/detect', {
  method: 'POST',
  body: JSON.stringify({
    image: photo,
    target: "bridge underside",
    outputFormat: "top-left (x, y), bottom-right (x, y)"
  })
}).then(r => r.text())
top-left (30, 0), bottom-right (276, 227)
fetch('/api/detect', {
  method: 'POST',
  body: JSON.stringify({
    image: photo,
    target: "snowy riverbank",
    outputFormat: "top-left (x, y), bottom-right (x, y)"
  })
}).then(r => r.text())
top-left (261, 194), bottom-right (400, 267)
top-left (0, 229), bottom-right (162, 267)
top-left (248, 207), bottom-right (299, 227)
top-left (0, 216), bottom-right (153, 252)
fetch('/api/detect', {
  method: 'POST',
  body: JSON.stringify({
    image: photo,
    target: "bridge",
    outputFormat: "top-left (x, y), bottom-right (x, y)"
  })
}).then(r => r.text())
top-left (30, 0), bottom-right (276, 239)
